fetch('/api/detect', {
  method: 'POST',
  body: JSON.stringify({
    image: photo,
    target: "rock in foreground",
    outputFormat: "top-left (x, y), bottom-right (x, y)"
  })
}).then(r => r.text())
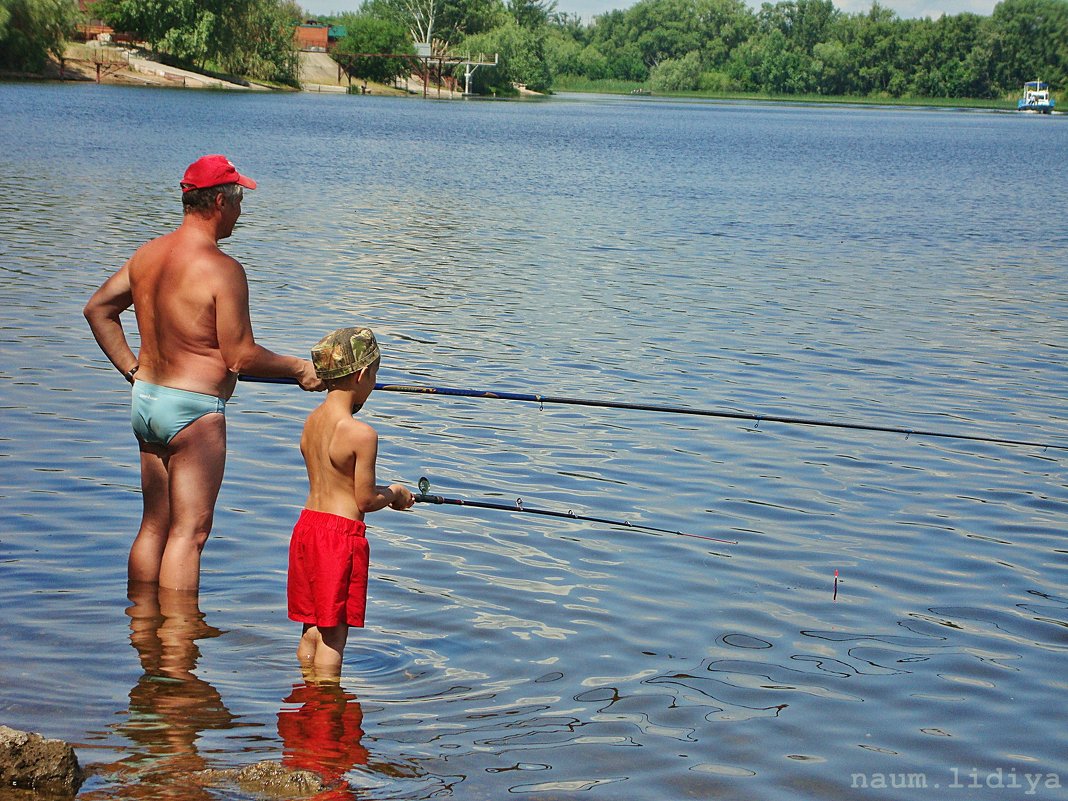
top-left (0, 726), bottom-right (84, 796)
top-left (200, 760), bottom-right (329, 798)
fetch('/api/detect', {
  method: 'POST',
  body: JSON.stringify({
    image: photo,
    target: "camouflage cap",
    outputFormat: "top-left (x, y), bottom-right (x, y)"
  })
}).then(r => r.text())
top-left (311, 327), bottom-right (381, 380)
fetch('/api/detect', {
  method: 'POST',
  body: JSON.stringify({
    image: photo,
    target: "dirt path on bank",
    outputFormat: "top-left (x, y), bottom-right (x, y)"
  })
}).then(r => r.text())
top-left (55, 43), bottom-right (262, 89)
top-left (300, 51), bottom-right (415, 96)
top-left (46, 44), bottom-right (452, 97)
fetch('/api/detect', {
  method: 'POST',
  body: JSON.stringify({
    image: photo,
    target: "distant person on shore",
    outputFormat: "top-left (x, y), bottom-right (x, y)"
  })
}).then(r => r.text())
top-left (288, 327), bottom-right (414, 674)
top-left (84, 154), bottom-right (323, 592)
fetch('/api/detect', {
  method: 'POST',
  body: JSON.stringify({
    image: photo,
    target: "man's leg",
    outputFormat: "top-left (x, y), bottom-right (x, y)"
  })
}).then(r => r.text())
top-left (158, 413), bottom-right (226, 591)
top-left (129, 444), bottom-right (171, 584)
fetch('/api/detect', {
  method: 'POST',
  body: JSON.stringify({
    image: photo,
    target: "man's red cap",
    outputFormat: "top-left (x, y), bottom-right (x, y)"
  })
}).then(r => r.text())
top-left (180, 154), bottom-right (257, 193)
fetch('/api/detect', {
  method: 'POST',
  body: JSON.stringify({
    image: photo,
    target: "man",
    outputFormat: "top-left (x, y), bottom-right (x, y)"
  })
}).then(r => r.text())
top-left (84, 154), bottom-right (323, 591)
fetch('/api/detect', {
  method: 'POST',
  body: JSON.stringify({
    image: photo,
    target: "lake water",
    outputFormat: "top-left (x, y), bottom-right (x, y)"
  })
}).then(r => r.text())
top-left (1, 83), bottom-right (1067, 800)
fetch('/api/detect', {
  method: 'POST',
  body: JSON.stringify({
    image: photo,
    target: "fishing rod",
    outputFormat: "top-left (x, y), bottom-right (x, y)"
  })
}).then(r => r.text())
top-left (238, 375), bottom-right (1066, 452)
top-left (412, 478), bottom-right (736, 544)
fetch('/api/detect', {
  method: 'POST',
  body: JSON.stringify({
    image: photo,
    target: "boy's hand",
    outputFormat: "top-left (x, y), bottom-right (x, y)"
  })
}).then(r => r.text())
top-left (388, 484), bottom-right (415, 510)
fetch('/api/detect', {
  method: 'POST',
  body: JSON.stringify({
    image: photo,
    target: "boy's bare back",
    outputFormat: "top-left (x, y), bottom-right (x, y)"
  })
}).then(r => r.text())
top-left (300, 402), bottom-right (381, 521)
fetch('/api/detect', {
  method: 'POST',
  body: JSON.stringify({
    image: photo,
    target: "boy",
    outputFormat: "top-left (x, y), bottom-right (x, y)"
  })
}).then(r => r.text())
top-left (288, 327), bottom-right (414, 673)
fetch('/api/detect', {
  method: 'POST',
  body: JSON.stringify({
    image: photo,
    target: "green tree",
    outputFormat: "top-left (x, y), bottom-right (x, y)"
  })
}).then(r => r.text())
top-left (733, 0), bottom-right (838, 93)
top-left (694, 0), bottom-right (755, 69)
top-left (459, 17), bottom-right (550, 91)
top-left (988, 0), bottom-right (1068, 92)
top-left (333, 13), bottom-right (413, 83)
top-left (577, 42), bottom-right (610, 78)
top-left (757, 0), bottom-right (838, 54)
top-left (222, 0), bottom-right (302, 84)
top-left (93, 0), bottom-right (198, 54)
top-left (624, 0), bottom-right (705, 69)
top-left (441, 0), bottom-right (508, 38)
top-left (586, 9), bottom-right (647, 79)
top-left (898, 13), bottom-right (994, 97)
top-left (549, 10), bottom-right (588, 44)
top-left (585, 0), bottom-right (753, 80)
top-left (649, 48), bottom-right (701, 89)
top-left (836, 2), bottom-right (902, 94)
top-left (751, 27), bottom-right (815, 91)
top-left (364, 0), bottom-right (508, 49)
top-left (0, 0), bottom-right (78, 72)
top-left (508, 0), bottom-right (554, 30)
top-left (543, 23), bottom-right (582, 74)
top-left (811, 38), bottom-right (849, 94)
top-left (94, 0), bottom-right (301, 79)
top-left (377, 0), bottom-right (1065, 100)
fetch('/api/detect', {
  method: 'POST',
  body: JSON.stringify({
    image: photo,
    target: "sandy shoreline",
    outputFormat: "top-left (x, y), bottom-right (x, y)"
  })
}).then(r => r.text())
top-left (23, 44), bottom-right (416, 95)
top-left (12, 44), bottom-right (543, 99)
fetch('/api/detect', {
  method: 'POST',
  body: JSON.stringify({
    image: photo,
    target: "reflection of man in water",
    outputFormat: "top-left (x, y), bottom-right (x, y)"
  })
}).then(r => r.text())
top-left (111, 584), bottom-right (235, 797)
top-left (278, 677), bottom-right (369, 799)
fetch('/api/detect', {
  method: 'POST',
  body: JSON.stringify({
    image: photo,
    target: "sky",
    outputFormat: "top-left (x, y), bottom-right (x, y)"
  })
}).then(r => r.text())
top-left (299, 0), bottom-right (1000, 23)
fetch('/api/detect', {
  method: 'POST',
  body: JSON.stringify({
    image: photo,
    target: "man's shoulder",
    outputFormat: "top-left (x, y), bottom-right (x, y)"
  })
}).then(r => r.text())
top-left (182, 233), bottom-right (242, 271)
top-left (132, 229), bottom-right (242, 276)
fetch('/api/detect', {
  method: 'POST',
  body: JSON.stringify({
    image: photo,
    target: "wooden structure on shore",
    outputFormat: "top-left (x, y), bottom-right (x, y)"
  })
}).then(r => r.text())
top-left (61, 43), bottom-right (128, 83)
top-left (332, 47), bottom-right (498, 98)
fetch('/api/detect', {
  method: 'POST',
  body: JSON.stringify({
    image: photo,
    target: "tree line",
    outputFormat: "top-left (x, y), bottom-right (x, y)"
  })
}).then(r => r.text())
top-left (2, 0), bottom-right (1065, 98)
top-left (545, 0), bottom-right (1067, 98)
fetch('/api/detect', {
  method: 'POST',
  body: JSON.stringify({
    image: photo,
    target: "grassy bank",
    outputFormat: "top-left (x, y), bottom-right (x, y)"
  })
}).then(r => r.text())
top-left (551, 76), bottom-right (1019, 111)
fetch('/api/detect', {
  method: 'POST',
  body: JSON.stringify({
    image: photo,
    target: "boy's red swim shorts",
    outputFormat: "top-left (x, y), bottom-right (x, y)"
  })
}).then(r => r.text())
top-left (287, 509), bottom-right (369, 628)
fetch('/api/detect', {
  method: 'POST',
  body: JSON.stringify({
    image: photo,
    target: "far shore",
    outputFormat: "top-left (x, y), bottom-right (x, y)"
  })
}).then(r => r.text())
top-left (4, 43), bottom-right (1034, 111)
top-left (551, 78), bottom-right (1026, 112)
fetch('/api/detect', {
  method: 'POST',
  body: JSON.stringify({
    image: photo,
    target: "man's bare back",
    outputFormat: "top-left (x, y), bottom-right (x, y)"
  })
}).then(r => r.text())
top-left (128, 227), bottom-right (243, 399)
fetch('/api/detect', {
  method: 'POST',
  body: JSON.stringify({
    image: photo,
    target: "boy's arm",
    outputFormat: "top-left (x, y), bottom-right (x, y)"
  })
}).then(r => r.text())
top-left (350, 422), bottom-right (414, 513)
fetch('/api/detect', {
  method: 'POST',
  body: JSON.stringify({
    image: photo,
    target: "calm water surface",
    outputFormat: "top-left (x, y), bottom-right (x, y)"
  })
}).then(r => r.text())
top-left (1, 84), bottom-right (1067, 800)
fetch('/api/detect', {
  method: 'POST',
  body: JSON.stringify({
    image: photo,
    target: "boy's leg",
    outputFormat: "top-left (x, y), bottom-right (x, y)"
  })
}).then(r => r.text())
top-left (129, 444), bottom-right (171, 584)
top-left (298, 624), bottom-right (319, 663)
top-left (158, 413), bottom-right (226, 591)
top-left (298, 623), bottom-right (349, 673)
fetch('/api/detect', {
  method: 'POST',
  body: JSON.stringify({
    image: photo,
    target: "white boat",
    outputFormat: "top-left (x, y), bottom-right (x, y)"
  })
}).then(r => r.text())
top-left (1017, 80), bottom-right (1055, 113)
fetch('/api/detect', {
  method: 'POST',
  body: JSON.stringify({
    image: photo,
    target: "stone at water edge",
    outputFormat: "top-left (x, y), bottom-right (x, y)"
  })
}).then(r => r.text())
top-left (198, 760), bottom-right (330, 798)
top-left (0, 725), bottom-right (85, 795)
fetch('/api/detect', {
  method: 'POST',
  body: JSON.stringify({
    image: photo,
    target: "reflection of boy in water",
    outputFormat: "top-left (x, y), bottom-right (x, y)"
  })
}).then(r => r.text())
top-left (278, 678), bottom-right (369, 800)
top-left (114, 584), bottom-right (235, 798)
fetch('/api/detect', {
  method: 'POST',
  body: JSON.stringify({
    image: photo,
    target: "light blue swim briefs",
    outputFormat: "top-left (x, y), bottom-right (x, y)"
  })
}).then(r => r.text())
top-left (131, 380), bottom-right (226, 445)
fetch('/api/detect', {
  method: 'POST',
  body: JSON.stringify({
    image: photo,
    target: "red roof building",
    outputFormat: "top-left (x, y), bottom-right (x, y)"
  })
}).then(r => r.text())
top-left (295, 23), bottom-right (329, 52)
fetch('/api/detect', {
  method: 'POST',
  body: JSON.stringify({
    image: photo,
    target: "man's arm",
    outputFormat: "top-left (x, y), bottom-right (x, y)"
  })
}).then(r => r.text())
top-left (214, 257), bottom-right (322, 391)
top-left (84, 262), bottom-right (140, 383)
